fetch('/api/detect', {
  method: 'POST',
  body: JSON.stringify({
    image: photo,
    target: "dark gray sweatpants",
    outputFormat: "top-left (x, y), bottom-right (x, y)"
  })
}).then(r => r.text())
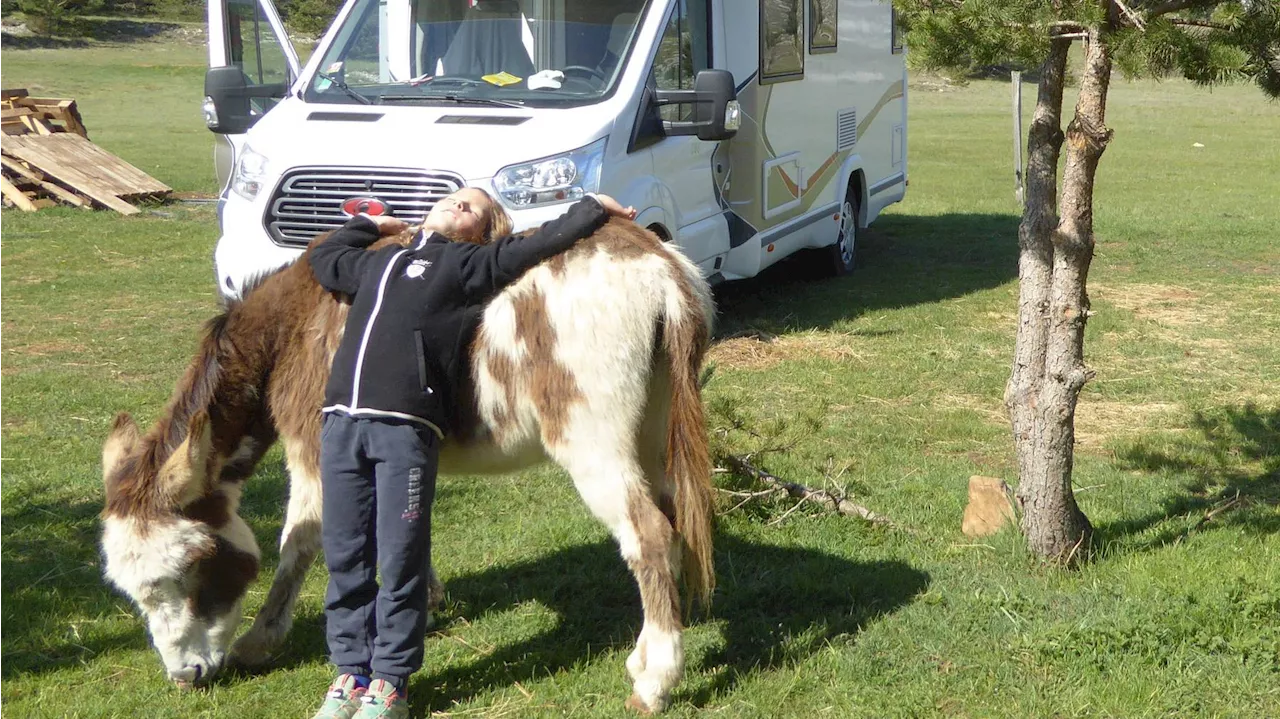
top-left (320, 412), bottom-right (438, 688)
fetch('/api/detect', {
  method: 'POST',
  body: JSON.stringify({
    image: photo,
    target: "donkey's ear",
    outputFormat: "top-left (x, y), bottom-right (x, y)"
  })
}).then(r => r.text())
top-left (158, 411), bottom-right (214, 507)
top-left (102, 412), bottom-right (140, 486)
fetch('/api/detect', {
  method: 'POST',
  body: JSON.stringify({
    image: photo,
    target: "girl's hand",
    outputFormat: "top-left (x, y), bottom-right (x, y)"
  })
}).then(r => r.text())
top-left (364, 214), bottom-right (410, 236)
top-left (593, 194), bottom-right (638, 221)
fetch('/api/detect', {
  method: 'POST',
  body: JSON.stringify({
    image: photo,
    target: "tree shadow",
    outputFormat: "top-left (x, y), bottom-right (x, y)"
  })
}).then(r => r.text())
top-left (1, 17), bottom-right (191, 50)
top-left (711, 212), bottom-right (1019, 337)
top-left (1099, 403), bottom-right (1280, 548)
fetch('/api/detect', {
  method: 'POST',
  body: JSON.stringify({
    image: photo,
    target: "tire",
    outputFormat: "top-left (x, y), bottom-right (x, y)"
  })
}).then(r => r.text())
top-left (825, 181), bottom-right (859, 277)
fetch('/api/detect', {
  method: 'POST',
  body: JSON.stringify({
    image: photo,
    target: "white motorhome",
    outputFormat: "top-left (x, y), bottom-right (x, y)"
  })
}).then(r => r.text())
top-left (204, 0), bottom-right (907, 301)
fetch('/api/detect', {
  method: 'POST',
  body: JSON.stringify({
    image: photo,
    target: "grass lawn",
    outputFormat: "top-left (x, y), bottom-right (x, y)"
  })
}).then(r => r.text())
top-left (3, 27), bottom-right (1278, 718)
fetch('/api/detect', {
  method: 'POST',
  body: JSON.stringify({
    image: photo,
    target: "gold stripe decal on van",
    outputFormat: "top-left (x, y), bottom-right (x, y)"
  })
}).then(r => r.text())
top-left (798, 82), bottom-right (905, 198)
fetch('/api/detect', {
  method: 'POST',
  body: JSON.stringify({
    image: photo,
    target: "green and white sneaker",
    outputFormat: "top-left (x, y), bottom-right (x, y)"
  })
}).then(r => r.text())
top-left (354, 679), bottom-right (408, 719)
top-left (310, 674), bottom-right (367, 719)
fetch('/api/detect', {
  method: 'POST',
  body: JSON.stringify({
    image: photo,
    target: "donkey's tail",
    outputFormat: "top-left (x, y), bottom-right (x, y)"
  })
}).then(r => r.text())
top-left (660, 251), bottom-right (716, 610)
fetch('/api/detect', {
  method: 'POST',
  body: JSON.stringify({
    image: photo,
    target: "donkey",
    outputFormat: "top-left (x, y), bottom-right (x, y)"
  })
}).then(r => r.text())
top-left (98, 217), bottom-right (715, 713)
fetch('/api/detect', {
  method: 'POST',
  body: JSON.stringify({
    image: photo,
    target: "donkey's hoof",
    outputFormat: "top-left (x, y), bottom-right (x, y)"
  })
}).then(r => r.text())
top-left (625, 694), bottom-right (656, 715)
top-left (427, 570), bottom-right (446, 613)
top-left (228, 635), bottom-right (273, 668)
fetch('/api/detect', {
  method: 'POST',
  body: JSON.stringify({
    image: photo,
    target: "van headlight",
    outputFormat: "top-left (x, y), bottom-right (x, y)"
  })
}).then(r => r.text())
top-left (493, 138), bottom-right (604, 209)
top-left (231, 145), bottom-right (270, 201)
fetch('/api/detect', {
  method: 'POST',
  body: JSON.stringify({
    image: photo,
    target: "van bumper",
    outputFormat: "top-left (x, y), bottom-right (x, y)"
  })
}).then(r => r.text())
top-left (213, 195), bottom-right (302, 303)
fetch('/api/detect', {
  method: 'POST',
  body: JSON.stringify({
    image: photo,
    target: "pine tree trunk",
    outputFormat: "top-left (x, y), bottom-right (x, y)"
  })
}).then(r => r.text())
top-left (1006, 26), bottom-right (1112, 563)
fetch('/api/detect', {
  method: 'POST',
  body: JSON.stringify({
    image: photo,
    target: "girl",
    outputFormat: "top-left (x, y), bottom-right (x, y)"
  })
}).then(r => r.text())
top-left (308, 188), bottom-right (637, 719)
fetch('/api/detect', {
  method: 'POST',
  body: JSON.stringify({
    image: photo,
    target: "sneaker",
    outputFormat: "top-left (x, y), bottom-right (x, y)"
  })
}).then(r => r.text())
top-left (354, 679), bottom-right (408, 719)
top-left (310, 674), bottom-right (368, 719)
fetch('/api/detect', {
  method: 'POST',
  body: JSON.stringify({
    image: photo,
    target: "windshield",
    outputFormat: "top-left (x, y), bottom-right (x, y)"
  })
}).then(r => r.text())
top-left (304, 0), bottom-right (652, 107)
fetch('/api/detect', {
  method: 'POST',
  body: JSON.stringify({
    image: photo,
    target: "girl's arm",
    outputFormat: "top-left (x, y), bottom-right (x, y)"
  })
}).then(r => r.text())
top-left (307, 215), bottom-right (400, 295)
top-left (453, 196), bottom-right (614, 300)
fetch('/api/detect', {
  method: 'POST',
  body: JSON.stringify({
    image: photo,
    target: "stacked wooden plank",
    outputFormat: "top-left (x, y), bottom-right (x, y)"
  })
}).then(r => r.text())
top-left (2, 89), bottom-right (89, 137)
top-left (1, 88), bottom-right (172, 215)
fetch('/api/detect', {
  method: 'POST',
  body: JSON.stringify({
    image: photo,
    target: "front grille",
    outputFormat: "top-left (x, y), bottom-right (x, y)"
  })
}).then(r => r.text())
top-left (265, 167), bottom-right (463, 246)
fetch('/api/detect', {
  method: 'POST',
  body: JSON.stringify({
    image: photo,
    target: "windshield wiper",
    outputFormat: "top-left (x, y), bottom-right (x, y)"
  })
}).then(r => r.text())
top-left (378, 94), bottom-right (526, 109)
top-left (316, 72), bottom-right (372, 105)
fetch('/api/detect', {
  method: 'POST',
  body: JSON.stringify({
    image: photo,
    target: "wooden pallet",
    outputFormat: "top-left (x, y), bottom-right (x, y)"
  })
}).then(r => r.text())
top-left (1, 88), bottom-right (171, 214)
top-left (2, 88), bottom-right (89, 138)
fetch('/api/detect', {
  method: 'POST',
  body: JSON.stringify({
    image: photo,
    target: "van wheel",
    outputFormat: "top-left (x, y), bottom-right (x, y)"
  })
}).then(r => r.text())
top-left (826, 183), bottom-right (859, 276)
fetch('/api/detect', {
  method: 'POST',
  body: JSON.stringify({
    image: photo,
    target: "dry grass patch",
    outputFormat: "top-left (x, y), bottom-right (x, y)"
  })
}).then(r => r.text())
top-left (933, 392), bottom-right (1008, 425)
top-left (4, 339), bottom-right (89, 357)
top-left (1091, 283), bottom-right (1208, 328)
top-left (1074, 399), bottom-right (1181, 449)
top-left (709, 330), bottom-right (870, 370)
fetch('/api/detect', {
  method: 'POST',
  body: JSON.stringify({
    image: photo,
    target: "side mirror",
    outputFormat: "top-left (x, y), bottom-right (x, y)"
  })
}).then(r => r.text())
top-left (204, 66), bottom-right (288, 135)
top-left (204, 67), bottom-right (253, 135)
top-left (653, 69), bottom-right (741, 141)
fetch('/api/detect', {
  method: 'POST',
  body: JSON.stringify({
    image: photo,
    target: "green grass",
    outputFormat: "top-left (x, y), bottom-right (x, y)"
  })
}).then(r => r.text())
top-left (3, 33), bottom-right (1279, 718)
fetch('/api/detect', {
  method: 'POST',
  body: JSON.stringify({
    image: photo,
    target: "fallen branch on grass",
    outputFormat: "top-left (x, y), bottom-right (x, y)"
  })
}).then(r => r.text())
top-left (720, 454), bottom-right (895, 527)
top-left (1174, 490), bottom-right (1249, 546)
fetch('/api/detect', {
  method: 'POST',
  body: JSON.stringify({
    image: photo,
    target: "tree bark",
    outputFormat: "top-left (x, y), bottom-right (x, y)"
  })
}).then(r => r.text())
top-left (1007, 24), bottom-right (1114, 564)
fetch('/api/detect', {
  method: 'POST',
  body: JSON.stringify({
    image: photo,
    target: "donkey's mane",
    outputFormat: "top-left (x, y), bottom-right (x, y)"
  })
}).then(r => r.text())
top-left (105, 305), bottom-right (241, 517)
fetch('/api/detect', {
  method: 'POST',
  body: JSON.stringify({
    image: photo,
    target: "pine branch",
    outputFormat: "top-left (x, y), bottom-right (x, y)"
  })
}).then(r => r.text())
top-left (1142, 0), bottom-right (1207, 18)
top-left (1170, 18), bottom-right (1231, 30)
top-left (1114, 0), bottom-right (1148, 30)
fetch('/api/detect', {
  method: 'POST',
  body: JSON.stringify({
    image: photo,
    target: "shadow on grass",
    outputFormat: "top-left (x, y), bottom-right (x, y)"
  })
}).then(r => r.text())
top-left (216, 531), bottom-right (928, 712)
top-left (390, 537), bottom-right (927, 713)
top-left (4, 435), bottom-right (928, 698)
top-left (1, 17), bottom-right (192, 50)
top-left (0, 488), bottom-right (147, 679)
top-left (219, 533), bottom-right (928, 713)
top-left (1100, 403), bottom-right (1280, 548)
top-left (711, 212), bottom-right (1019, 337)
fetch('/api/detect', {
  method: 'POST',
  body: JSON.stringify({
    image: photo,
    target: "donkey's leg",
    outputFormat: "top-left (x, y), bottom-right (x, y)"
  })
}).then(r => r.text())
top-left (626, 365), bottom-right (687, 695)
top-left (230, 440), bottom-right (324, 666)
top-left (551, 443), bottom-right (684, 714)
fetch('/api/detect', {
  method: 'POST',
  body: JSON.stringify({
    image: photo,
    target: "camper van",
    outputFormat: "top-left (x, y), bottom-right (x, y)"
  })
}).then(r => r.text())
top-left (204, 0), bottom-right (907, 301)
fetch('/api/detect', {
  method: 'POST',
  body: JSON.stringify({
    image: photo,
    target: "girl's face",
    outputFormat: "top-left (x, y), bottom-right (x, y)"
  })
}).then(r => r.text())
top-left (425, 188), bottom-right (491, 241)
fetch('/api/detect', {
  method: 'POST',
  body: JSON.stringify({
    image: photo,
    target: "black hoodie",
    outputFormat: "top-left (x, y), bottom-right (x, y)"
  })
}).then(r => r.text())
top-left (309, 196), bottom-right (609, 437)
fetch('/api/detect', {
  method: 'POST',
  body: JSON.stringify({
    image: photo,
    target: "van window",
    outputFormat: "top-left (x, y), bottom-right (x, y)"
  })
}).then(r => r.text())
top-left (226, 0), bottom-right (293, 112)
top-left (653, 0), bottom-right (710, 122)
top-left (761, 0), bottom-right (803, 83)
top-left (808, 0), bottom-right (836, 54)
top-left (304, 0), bottom-right (653, 108)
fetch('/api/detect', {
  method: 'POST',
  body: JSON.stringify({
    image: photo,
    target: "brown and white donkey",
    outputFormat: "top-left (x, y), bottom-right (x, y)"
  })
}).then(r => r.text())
top-left (99, 217), bottom-right (715, 713)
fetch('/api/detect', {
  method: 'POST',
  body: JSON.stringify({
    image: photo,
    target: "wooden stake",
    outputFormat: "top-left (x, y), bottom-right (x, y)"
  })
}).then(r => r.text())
top-left (0, 175), bottom-right (38, 211)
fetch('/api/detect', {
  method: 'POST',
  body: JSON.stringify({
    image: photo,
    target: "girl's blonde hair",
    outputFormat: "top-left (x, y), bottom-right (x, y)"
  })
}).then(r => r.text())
top-left (479, 189), bottom-right (514, 244)
top-left (442, 187), bottom-right (513, 246)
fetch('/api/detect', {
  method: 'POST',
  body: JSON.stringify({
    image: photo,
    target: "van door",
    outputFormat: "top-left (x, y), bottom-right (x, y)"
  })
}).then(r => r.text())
top-left (646, 0), bottom-right (729, 271)
top-left (205, 0), bottom-right (301, 190)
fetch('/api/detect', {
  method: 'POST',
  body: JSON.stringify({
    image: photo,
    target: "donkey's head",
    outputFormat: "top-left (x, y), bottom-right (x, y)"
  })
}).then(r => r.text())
top-left (100, 411), bottom-right (261, 688)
